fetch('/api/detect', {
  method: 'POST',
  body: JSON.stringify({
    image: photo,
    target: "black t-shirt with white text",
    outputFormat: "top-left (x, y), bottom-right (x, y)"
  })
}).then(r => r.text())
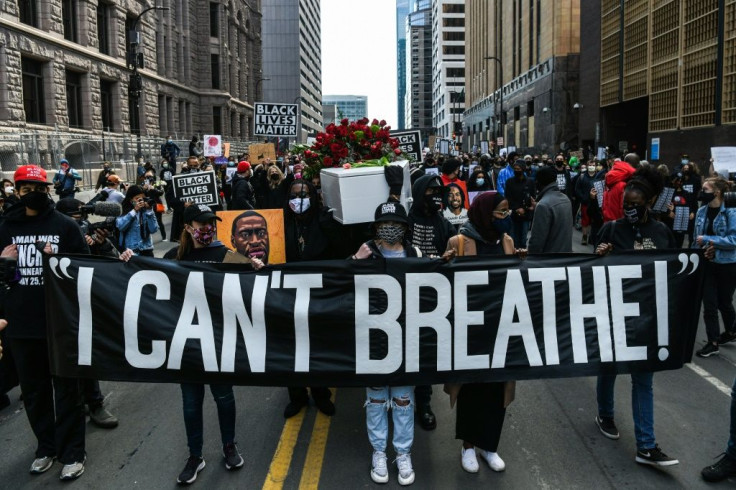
top-left (596, 218), bottom-right (676, 251)
top-left (0, 203), bottom-right (89, 339)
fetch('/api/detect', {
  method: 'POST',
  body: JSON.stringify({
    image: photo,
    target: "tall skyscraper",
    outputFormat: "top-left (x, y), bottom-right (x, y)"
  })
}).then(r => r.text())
top-left (396, 0), bottom-right (411, 130)
top-left (262, 0), bottom-right (322, 142)
top-left (432, 0), bottom-right (465, 140)
top-left (405, 1), bottom-right (433, 142)
top-left (322, 95), bottom-right (368, 122)
top-left (464, 0), bottom-right (580, 153)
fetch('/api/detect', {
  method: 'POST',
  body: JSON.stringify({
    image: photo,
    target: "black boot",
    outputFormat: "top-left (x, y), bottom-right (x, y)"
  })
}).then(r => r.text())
top-left (417, 403), bottom-right (436, 431)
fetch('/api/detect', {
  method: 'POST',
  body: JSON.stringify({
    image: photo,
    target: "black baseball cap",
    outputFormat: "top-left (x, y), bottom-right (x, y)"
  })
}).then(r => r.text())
top-left (183, 204), bottom-right (222, 224)
top-left (374, 201), bottom-right (409, 225)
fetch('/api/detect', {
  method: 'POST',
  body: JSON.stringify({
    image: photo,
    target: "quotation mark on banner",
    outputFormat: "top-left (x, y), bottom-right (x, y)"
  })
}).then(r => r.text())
top-left (48, 257), bottom-right (74, 280)
top-left (676, 253), bottom-right (700, 275)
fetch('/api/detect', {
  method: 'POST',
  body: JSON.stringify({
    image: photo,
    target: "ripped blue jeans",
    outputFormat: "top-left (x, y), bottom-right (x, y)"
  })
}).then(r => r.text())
top-left (365, 386), bottom-right (414, 454)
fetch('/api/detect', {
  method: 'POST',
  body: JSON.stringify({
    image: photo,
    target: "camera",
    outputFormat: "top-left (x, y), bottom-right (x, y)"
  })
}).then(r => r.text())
top-left (144, 197), bottom-right (155, 206)
top-left (79, 217), bottom-right (117, 237)
top-left (724, 192), bottom-right (736, 208)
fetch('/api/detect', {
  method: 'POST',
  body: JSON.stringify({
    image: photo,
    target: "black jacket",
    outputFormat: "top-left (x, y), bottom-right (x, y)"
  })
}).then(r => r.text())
top-left (408, 175), bottom-right (456, 256)
top-left (0, 202), bottom-right (89, 339)
top-left (230, 174), bottom-right (255, 210)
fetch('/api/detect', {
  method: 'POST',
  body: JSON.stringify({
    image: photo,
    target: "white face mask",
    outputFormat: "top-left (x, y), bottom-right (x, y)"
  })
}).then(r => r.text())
top-left (289, 197), bottom-right (311, 214)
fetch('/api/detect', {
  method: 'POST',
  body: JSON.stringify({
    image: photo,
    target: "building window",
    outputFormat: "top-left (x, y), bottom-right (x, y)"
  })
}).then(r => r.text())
top-left (100, 80), bottom-right (114, 131)
top-left (211, 54), bottom-right (220, 89)
top-left (209, 2), bottom-right (219, 37)
top-left (62, 0), bottom-right (79, 43)
top-left (19, 0), bottom-right (38, 27)
top-left (66, 70), bottom-right (84, 128)
top-left (21, 57), bottom-right (45, 124)
top-left (97, 2), bottom-right (110, 55)
top-left (212, 107), bottom-right (222, 134)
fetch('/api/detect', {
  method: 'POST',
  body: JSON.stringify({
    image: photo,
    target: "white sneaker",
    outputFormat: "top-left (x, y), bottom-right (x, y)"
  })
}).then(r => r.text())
top-left (478, 449), bottom-right (505, 472)
top-left (395, 453), bottom-right (415, 486)
top-left (59, 456), bottom-right (86, 480)
top-left (461, 447), bottom-right (479, 473)
top-left (30, 456), bottom-right (55, 474)
top-left (370, 450), bottom-right (389, 484)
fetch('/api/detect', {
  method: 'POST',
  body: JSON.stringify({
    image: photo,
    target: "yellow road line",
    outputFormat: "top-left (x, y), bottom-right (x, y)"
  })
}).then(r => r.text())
top-left (298, 389), bottom-right (337, 489)
top-left (261, 407), bottom-right (307, 490)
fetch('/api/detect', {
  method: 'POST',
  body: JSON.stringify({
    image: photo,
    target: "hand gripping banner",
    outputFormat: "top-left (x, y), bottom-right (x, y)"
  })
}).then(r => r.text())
top-left (45, 251), bottom-right (704, 386)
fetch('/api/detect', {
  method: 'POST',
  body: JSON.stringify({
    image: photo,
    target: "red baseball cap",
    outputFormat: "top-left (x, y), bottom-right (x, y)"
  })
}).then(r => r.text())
top-left (14, 165), bottom-right (50, 185)
top-left (237, 161), bottom-right (251, 173)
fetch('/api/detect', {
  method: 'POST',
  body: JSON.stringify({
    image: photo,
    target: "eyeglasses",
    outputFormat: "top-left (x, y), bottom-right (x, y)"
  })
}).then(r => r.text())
top-left (493, 209), bottom-right (512, 218)
top-left (237, 228), bottom-right (268, 240)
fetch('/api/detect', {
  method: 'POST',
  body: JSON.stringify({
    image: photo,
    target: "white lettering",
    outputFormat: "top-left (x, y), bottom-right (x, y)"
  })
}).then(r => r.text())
top-left (220, 274), bottom-right (268, 373)
top-left (283, 274), bottom-right (323, 372)
top-left (124, 271), bottom-right (169, 369)
top-left (453, 271), bottom-right (490, 370)
top-left (405, 273), bottom-right (452, 372)
top-left (608, 265), bottom-right (647, 361)
top-left (355, 275), bottom-right (403, 374)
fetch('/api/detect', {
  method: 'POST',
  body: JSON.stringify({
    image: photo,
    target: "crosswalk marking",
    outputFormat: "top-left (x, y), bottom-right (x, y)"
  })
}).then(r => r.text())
top-left (686, 363), bottom-right (733, 397)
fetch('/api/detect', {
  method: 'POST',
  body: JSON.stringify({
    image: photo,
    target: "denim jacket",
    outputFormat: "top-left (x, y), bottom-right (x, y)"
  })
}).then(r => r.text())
top-left (116, 209), bottom-right (159, 252)
top-left (693, 204), bottom-right (736, 264)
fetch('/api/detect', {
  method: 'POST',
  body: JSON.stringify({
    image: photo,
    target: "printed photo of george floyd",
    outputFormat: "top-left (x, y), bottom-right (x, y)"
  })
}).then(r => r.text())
top-left (216, 210), bottom-right (286, 264)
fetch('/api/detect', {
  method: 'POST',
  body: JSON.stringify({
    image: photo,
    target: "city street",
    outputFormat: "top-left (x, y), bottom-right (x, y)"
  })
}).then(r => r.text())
top-left (0, 208), bottom-right (733, 489)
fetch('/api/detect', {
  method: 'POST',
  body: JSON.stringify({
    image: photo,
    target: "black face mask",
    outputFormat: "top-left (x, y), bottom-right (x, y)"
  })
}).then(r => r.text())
top-left (699, 191), bottom-right (716, 204)
top-left (424, 193), bottom-right (443, 212)
top-left (623, 205), bottom-right (647, 224)
top-left (270, 174), bottom-right (280, 181)
top-left (21, 191), bottom-right (51, 211)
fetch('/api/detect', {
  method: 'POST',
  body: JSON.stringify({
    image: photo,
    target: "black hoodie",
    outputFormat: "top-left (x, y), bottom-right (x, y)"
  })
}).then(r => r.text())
top-left (409, 175), bottom-right (456, 255)
top-left (0, 201), bottom-right (89, 339)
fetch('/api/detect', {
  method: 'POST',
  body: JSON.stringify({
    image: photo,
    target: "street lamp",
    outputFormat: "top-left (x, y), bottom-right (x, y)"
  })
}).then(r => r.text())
top-left (484, 56), bottom-right (503, 149)
top-left (127, 5), bottom-right (169, 158)
top-left (255, 77), bottom-right (270, 103)
top-left (293, 95), bottom-right (301, 144)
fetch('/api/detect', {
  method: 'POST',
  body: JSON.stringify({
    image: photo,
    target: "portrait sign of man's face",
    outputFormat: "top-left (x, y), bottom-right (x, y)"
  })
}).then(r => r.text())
top-left (447, 186), bottom-right (462, 210)
top-left (231, 212), bottom-right (270, 263)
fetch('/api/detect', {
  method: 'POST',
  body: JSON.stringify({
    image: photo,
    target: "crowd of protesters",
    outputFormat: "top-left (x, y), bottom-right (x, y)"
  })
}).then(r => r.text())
top-left (1, 137), bottom-right (736, 485)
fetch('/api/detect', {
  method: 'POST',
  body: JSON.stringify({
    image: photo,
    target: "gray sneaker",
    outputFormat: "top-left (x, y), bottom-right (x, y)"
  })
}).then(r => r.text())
top-left (30, 456), bottom-right (55, 474)
top-left (60, 457), bottom-right (86, 480)
top-left (89, 405), bottom-right (119, 429)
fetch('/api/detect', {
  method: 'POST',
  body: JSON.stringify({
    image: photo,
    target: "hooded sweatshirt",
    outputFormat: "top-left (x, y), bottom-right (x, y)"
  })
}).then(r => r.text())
top-left (409, 175), bottom-right (456, 256)
top-left (0, 201), bottom-right (89, 339)
top-left (603, 161), bottom-right (635, 222)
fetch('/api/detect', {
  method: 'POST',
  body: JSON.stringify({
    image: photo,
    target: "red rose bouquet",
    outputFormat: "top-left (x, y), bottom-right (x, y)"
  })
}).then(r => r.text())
top-left (293, 118), bottom-right (409, 178)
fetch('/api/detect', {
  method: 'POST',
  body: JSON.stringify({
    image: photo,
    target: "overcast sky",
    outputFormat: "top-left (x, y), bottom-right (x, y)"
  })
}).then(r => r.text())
top-left (321, 0), bottom-right (399, 127)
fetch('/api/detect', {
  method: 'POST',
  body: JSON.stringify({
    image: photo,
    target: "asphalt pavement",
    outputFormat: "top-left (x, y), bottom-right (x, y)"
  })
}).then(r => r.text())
top-left (0, 212), bottom-right (734, 489)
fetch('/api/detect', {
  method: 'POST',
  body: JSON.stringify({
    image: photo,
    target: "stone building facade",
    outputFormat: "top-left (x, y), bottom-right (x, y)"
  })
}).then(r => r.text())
top-left (464, 0), bottom-right (580, 154)
top-left (0, 0), bottom-right (262, 167)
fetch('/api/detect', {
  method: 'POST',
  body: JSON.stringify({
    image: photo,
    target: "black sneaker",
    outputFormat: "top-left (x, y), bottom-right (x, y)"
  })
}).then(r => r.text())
top-left (636, 445), bottom-right (679, 466)
top-left (718, 331), bottom-right (736, 345)
top-left (223, 443), bottom-right (244, 470)
top-left (697, 343), bottom-right (720, 358)
top-left (702, 453), bottom-right (736, 482)
top-left (177, 456), bottom-right (205, 485)
top-left (595, 416), bottom-right (620, 440)
top-left (283, 398), bottom-right (308, 419)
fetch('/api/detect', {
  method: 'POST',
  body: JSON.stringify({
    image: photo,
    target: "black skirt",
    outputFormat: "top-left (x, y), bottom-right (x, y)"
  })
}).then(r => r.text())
top-left (455, 382), bottom-right (507, 452)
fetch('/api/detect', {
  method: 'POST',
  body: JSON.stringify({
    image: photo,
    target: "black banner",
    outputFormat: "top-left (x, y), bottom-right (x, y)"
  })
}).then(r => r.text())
top-left (45, 251), bottom-right (704, 387)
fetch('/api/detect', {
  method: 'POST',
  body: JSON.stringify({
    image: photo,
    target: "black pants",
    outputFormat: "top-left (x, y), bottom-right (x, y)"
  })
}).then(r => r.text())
top-left (455, 382), bottom-right (506, 452)
top-left (9, 338), bottom-right (85, 464)
top-left (288, 387), bottom-right (331, 404)
top-left (415, 385), bottom-right (432, 406)
top-left (155, 211), bottom-right (166, 240)
top-left (703, 261), bottom-right (736, 343)
top-left (83, 379), bottom-right (104, 410)
top-left (0, 327), bottom-right (18, 395)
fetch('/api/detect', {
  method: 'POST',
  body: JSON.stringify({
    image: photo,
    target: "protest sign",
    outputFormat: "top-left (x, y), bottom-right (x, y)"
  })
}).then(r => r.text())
top-left (254, 103), bottom-right (298, 137)
top-left (203, 135), bottom-right (222, 157)
top-left (172, 170), bottom-right (218, 205)
top-left (390, 130), bottom-right (422, 162)
top-left (711, 147), bottom-right (736, 173)
top-left (216, 209), bottom-right (286, 265)
top-left (248, 143), bottom-right (276, 165)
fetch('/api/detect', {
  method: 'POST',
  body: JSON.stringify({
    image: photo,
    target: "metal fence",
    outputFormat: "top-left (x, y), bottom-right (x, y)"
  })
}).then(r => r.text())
top-left (0, 131), bottom-right (259, 188)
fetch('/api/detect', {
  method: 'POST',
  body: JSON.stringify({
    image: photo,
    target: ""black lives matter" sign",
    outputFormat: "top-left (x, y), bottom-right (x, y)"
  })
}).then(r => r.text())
top-left (172, 170), bottom-right (218, 205)
top-left (253, 103), bottom-right (298, 137)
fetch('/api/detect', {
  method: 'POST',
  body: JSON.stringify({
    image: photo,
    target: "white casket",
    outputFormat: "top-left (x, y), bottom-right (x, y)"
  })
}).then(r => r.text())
top-left (320, 160), bottom-right (412, 224)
